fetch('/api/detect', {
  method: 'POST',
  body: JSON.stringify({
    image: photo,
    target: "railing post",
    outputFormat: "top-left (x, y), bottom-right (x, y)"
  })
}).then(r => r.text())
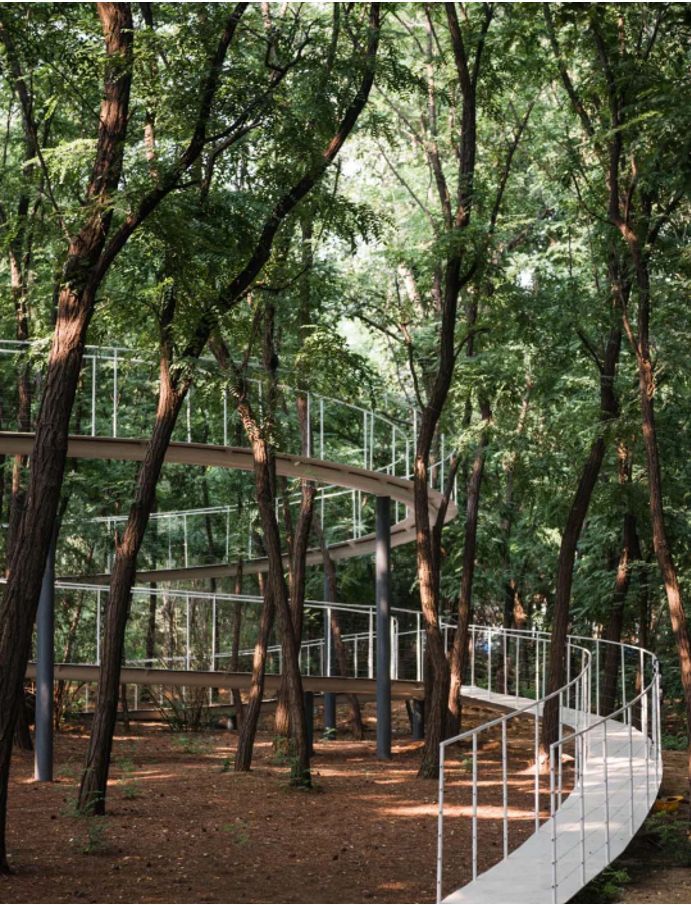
top-left (534, 701), bottom-right (540, 832)
top-left (550, 744), bottom-right (558, 903)
top-left (628, 712), bottom-right (635, 833)
top-left (472, 733), bottom-right (478, 881)
top-left (470, 626), bottom-right (476, 688)
top-left (579, 735), bottom-right (586, 885)
top-left (96, 588), bottom-right (101, 664)
top-left (501, 718), bottom-right (508, 858)
top-left (503, 631), bottom-right (508, 696)
top-left (558, 690), bottom-right (564, 807)
top-left (112, 348), bottom-right (118, 436)
top-left (211, 596), bottom-right (217, 672)
top-left (185, 599), bottom-right (191, 671)
top-left (436, 745), bottom-right (446, 904)
top-left (603, 720), bottom-right (611, 863)
top-left (621, 644), bottom-right (627, 723)
top-left (416, 613), bottom-right (422, 682)
top-left (376, 496), bottom-right (391, 759)
top-left (91, 354), bottom-right (97, 436)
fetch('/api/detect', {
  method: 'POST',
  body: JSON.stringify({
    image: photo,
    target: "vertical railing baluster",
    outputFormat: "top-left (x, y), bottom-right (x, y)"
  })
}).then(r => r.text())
top-left (472, 734), bottom-right (478, 881)
top-left (502, 719), bottom-right (508, 858)
top-left (534, 702), bottom-right (540, 832)
top-left (550, 744), bottom-right (558, 904)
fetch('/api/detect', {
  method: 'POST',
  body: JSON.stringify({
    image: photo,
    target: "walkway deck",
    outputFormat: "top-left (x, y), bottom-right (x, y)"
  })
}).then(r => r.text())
top-left (442, 689), bottom-right (658, 905)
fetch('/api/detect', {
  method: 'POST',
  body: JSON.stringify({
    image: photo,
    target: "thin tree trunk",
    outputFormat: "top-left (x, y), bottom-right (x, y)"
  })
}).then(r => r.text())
top-left (234, 579), bottom-right (274, 771)
top-left (78, 366), bottom-right (187, 815)
top-left (0, 5), bottom-right (134, 866)
top-left (230, 562), bottom-right (245, 730)
top-left (601, 513), bottom-right (640, 715)
top-left (542, 327), bottom-right (622, 753)
top-left (623, 241), bottom-right (691, 787)
top-left (601, 447), bottom-right (641, 715)
top-left (448, 397), bottom-right (491, 733)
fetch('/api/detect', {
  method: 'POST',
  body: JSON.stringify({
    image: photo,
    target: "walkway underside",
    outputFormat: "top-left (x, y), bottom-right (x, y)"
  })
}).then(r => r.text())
top-left (0, 432), bottom-right (455, 583)
top-left (25, 662), bottom-right (425, 700)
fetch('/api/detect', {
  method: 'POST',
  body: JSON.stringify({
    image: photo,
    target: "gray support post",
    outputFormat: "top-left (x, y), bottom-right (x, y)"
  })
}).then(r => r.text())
top-left (323, 574), bottom-right (336, 738)
top-left (376, 496), bottom-right (391, 759)
top-left (35, 532), bottom-right (56, 781)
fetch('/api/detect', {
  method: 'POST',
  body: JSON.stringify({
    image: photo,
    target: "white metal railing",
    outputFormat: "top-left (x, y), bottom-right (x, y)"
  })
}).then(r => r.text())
top-left (0, 338), bottom-right (457, 508)
top-left (436, 628), bottom-right (661, 904)
top-left (44, 581), bottom-right (427, 684)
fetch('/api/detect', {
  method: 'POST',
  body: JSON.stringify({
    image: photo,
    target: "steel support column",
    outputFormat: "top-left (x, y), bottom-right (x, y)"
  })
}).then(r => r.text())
top-left (376, 496), bottom-right (391, 759)
top-left (323, 574), bottom-right (336, 738)
top-left (35, 533), bottom-right (56, 781)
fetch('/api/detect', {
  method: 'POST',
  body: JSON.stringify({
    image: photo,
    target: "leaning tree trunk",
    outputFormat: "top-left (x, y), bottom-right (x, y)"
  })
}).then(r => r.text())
top-left (542, 328), bottom-right (621, 754)
top-left (234, 577), bottom-right (274, 772)
top-left (448, 397), bottom-right (491, 734)
top-left (626, 247), bottom-right (691, 787)
top-left (78, 376), bottom-right (186, 815)
top-left (0, 3), bottom-right (133, 867)
top-left (249, 435), bottom-right (310, 785)
top-left (415, 446), bottom-right (452, 778)
top-left (230, 562), bottom-right (245, 730)
top-left (275, 392), bottom-right (316, 739)
top-left (601, 500), bottom-right (640, 716)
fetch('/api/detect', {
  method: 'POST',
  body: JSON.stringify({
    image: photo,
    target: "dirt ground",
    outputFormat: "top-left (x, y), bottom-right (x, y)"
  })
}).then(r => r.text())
top-left (0, 701), bottom-right (686, 905)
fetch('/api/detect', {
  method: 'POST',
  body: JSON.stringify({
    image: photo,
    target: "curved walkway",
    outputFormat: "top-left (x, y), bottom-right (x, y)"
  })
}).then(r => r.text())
top-left (437, 635), bottom-right (662, 904)
top-left (0, 431), bottom-right (455, 583)
top-left (0, 341), bottom-right (662, 905)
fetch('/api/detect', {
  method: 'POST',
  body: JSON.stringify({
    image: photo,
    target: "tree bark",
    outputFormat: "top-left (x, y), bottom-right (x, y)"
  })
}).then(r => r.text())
top-left (601, 447), bottom-right (641, 715)
top-left (542, 327), bottom-right (622, 753)
top-left (230, 561), bottom-right (245, 730)
top-left (623, 239), bottom-right (691, 786)
top-left (234, 579), bottom-right (274, 771)
top-left (0, 3), bottom-right (134, 867)
top-left (78, 361), bottom-right (187, 814)
top-left (448, 396), bottom-right (491, 733)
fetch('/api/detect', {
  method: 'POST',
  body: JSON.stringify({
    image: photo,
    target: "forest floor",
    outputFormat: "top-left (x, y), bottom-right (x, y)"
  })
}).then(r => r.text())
top-left (0, 699), bottom-right (687, 904)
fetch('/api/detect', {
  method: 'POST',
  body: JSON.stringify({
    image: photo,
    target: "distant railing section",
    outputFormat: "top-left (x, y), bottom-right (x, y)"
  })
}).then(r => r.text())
top-left (0, 338), bottom-right (456, 492)
top-left (46, 581), bottom-right (427, 686)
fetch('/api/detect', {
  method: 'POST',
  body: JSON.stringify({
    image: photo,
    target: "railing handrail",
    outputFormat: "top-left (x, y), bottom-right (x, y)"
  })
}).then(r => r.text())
top-left (440, 631), bottom-right (592, 750)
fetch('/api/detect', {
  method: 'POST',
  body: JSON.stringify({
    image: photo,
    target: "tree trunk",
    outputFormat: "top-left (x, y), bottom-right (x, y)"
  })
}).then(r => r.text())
top-left (275, 395), bottom-right (316, 739)
top-left (638, 294), bottom-right (691, 788)
top-left (448, 397), bottom-right (491, 733)
top-left (542, 328), bottom-right (621, 753)
top-left (234, 580), bottom-right (274, 772)
top-left (13, 692), bottom-right (32, 752)
top-left (246, 431), bottom-right (310, 784)
top-left (78, 373), bottom-right (186, 815)
top-left (601, 445), bottom-right (641, 717)
top-left (601, 512), bottom-right (640, 715)
top-left (0, 4), bottom-right (133, 865)
top-left (230, 563), bottom-right (245, 730)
